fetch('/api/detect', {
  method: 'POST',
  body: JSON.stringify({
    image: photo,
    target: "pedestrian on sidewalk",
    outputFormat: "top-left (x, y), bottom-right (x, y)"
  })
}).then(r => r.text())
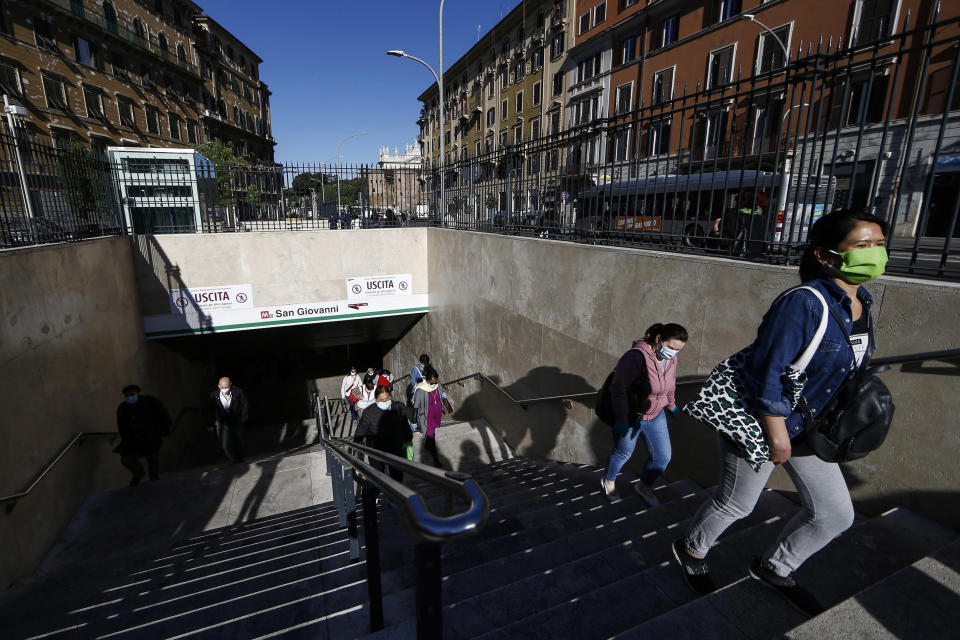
top-left (598, 324), bottom-right (687, 506)
top-left (114, 384), bottom-right (171, 485)
top-left (412, 365), bottom-right (450, 467)
top-left (672, 209), bottom-right (886, 613)
top-left (354, 386), bottom-right (412, 482)
top-left (209, 377), bottom-right (249, 464)
top-left (340, 365), bottom-right (362, 423)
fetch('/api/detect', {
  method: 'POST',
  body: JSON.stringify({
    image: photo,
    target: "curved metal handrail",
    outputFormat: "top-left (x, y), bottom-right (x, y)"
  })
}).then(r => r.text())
top-left (0, 431), bottom-right (117, 507)
top-left (322, 433), bottom-right (489, 543)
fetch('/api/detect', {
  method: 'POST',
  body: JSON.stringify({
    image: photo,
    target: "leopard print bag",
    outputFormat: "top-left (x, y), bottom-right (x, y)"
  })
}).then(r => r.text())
top-left (683, 287), bottom-right (830, 472)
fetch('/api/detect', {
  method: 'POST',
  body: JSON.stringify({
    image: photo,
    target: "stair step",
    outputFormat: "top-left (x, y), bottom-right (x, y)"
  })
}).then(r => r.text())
top-left (783, 530), bottom-right (960, 639)
top-left (615, 507), bottom-right (956, 640)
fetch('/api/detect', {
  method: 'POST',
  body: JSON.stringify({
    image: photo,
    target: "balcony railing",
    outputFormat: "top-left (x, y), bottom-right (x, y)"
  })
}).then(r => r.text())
top-left (45, 0), bottom-right (200, 77)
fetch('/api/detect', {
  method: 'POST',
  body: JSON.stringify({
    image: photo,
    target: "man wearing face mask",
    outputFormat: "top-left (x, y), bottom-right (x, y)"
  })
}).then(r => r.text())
top-left (209, 377), bottom-right (249, 464)
top-left (114, 385), bottom-right (171, 485)
top-left (353, 386), bottom-right (411, 481)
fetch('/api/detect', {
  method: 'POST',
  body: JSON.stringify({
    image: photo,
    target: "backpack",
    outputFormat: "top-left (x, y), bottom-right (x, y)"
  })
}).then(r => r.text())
top-left (594, 352), bottom-right (650, 426)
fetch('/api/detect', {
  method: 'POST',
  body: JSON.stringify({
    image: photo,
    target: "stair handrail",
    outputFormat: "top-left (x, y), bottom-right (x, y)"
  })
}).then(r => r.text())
top-left (439, 348), bottom-right (960, 408)
top-left (0, 431), bottom-right (118, 509)
top-left (0, 405), bottom-right (202, 509)
top-left (314, 393), bottom-right (490, 637)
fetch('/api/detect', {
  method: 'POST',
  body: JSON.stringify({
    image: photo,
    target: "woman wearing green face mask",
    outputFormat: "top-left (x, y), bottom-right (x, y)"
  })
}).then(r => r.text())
top-left (673, 209), bottom-right (888, 611)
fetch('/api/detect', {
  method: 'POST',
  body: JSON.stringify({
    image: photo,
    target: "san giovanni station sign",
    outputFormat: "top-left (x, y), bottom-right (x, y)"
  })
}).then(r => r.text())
top-left (145, 274), bottom-right (425, 338)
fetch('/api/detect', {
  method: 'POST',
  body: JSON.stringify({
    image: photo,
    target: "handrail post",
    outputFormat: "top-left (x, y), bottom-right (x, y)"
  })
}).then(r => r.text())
top-left (344, 466), bottom-right (360, 561)
top-left (415, 541), bottom-right (443, 640)
top-left (361, 480), bottom-right (385, 632)
top-left (331, 457), bottom-right (346, 528)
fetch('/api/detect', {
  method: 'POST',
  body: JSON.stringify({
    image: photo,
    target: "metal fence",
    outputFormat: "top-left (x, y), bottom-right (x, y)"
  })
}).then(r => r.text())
top-left (2, 14), bottom-right (959, 280)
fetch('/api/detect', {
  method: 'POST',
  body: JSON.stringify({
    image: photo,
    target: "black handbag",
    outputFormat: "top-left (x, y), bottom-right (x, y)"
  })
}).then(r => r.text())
top-left (801, 305), bottom-right (895, 463)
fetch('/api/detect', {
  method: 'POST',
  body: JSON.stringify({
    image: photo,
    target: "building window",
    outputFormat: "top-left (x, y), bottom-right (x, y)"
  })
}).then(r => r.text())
top-left (593, 1), bottom-right (606, 27)
top-left (648, 118), bottom-right (671, 155)
top-left (103, 2), bottom-right (118, 35)
top-left (513, 58), bottom-right (525, 83)
top-left (487, 107), bottom-right (496, 126)
top-left (158, 32), bottom-right (168, 52)
top-left (243, 84), bottom-right (251, 100)
top-left (532, 81), bottom-right (542, 106)
top-left (708, 45), bottom-right (735, 89)
top-left (578, 12), bottom-right (590, 35)
top-left (233, 105), bottom-right (240, 125)
top-left (516, 90), bottom-right (523, 113)
top-left (718, 0), bottom-right (741, 22)
top-left (612, 130), bottom-right (629, 162)
top-left (615, 83), bottom-right (632, 115)
top-left (75, 37), bottom-right (103, 71)
top-left (83, 85), bottom-right (105, 120)
top-left (177, 43), bottom-right (187, 62)
top-left (42, 74), bottom-right (69, 111)
top-left (475, 139), bottom-right (481, 156)
top-left (751, 100), bottom-right (783, 154)
top-left (146, 106), bottom-right (160, 134)
top-left (169, 113), bottom-right (181, 140)
top-left (499, 131), bottom-right (507, 148)
top-left (513, 123), bottom-right (522, 144)
top-left (133, 18), bottom-right (146, 40)
top-left (117, 96), bottom-right (135, 127)
top-left (231, 75), bottom-right (239, 93)
top-left (757, 25), bottom-right (791, 73)
top-left (550, 32), bottom-right (564, 58)
top-left (154, 0), bottom-right (163, 14)
top-left (699, 108), bottom-right (729, 159)
top-left (531, 117), bottom-right (541, 139)
top-left (615, 36), bottom-right (637, 66)
top-left (0, 60), bottom-right (21, 96)
top-left (552, 70), bottom-right (563, 97)
top-left (174, 7), bottom-right (183, 27)
top-left (852, 0), bottom-right (900, 45)
top-left (35, 19), bottom-right (58, 53)
top-left (532, 47), bottom-right (544, 71)
top-left (576, 54), bottom-right (602, 84)
top-left (659, 15), bottom-right (679, 48)
top-left (833, 72), bottom-right (891, 127)
top-left (0, 0), bottom-right (10, 36)
top-left (652, 66), bottom-right (674, 105)
top-left (550, 110), bottom-right (561, 135)
top-left (501, 99), bottom-right (508, 121)
top-left (499, 68), bottom-right (508, 91)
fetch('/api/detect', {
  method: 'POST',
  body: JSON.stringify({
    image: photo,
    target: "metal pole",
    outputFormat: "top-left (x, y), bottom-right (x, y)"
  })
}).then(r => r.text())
top-left (361, 481), bottom-right (384, 632)
top-left (439, 0), bottom-right (446, 223)
top-left (4, 95), bottom-right (36, 224)
top-left (344, 466), bottom-right (360, 562)
top-left (335, 132), bottom-right (368, 220)
top-left (415, 542), bottom-right (443, 640)
top-left (743, 14), bottom-right (789, 61)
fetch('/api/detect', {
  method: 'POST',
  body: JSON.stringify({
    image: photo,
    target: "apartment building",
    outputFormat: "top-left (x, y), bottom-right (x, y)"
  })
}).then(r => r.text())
top-left (417, 0), bottom-right (576, 215)
top-left (562, 0), bottom-right (959, 235)
top-left (0, 0), bottom-right (274, 164)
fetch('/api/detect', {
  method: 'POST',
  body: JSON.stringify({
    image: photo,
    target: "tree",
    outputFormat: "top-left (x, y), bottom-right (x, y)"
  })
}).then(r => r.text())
top-left (195, 140), bottom-right (240, 209)
top-left (484, 192), bottom-right (499, 210)
top-left (59, 140), bottom-right (112, 222)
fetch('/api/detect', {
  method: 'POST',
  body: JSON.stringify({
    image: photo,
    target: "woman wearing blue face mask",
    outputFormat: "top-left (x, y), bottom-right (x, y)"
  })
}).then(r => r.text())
top-left (600, 323), bottom-right (688, 507)
top-left (353, 386), bottom-right (412, 481)
top-left (673, 209), bottom-right (888, 612)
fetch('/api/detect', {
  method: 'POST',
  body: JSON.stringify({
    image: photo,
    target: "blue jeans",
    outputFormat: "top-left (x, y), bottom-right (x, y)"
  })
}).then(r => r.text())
top-left (603, 409), bottom-right (671, 486)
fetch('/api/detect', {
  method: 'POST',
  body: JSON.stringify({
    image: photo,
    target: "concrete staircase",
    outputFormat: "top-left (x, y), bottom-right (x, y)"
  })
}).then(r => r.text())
top-left (1, 424), bottom-right (958, 639)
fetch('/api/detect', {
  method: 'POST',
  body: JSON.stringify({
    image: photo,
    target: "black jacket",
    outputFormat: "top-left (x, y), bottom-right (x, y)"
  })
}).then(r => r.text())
top-left (210, 387), bottom-right (249, 428)
top-left (596, 349), bottom-right (652, 425)
top-left (354, 401), bottom-right (411, 458)
top-left (115, 395), bottom-right (171, 456)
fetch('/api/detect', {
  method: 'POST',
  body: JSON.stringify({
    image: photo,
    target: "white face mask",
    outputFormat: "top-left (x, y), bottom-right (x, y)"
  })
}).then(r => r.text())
top-left (658, 345), bottom-right (679, 360)
top-left (219, 386), bottom-right (231, 394)
top-left (376, 400), bottom-right (392, 410)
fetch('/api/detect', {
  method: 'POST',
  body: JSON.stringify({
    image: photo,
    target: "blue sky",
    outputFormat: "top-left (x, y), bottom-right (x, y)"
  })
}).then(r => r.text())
top-left (197, 0), bottom-right (523, 164)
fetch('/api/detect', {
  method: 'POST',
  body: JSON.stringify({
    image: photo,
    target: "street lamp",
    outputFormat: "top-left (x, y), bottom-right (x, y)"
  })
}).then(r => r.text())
top-left (741, 14), bottom-right (789, 62)
top-left (776, 103), bottom-right (811, 216)
top-left (387, 49), bottom-right (445, 221)
top-left (335, 131), bottom-right (367, 218)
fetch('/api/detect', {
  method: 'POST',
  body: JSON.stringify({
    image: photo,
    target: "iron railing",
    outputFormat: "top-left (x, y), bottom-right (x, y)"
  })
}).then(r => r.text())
top-left (2, 15), bottom-right (959, 282)
top-left (314, 394), bottom-right (489, 639)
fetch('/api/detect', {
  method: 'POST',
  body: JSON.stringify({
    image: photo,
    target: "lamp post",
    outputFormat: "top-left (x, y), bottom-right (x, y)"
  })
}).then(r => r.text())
top-left (741, 14), bottom-right (789, 63)
top-left (387, 49), bottom-right (444, 221)
top-left (335, 131), bottom-right (367, 218)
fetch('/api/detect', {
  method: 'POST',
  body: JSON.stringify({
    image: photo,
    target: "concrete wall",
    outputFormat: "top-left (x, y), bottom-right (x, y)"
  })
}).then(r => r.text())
top-left (386, 229), bottom-right (960, 529)
top-left (131, 228), bottom-right (429, 327)
top-left (0, 238), bottom-right (208, 587)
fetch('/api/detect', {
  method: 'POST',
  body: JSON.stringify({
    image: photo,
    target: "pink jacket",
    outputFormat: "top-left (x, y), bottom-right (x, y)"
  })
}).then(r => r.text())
top-left (633, 340), bottom-right (678, 420)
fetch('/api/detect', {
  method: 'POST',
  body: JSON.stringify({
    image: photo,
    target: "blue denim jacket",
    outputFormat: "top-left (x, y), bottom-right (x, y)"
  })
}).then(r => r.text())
top-left (742, 278), bottom-right (874, 438)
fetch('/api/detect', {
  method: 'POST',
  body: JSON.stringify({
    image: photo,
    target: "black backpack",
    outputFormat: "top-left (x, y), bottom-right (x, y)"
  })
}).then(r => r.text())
top-left (594, 352), bottom-right (650, 426)
top-left (594, 371), bottom-right (617, 426)
top-left (801, 305), bottom-right (895, 463)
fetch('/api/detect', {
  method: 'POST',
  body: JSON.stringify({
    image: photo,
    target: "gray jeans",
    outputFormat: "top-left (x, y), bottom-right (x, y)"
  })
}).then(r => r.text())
top-left (684, 434), bottom-right (854, 577)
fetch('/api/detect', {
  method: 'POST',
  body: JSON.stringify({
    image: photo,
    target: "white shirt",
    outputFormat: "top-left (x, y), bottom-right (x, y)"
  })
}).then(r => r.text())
top-left (219, 390), bottom-right (232, 410)
top-left (341, 374), bottom-right (361, 398)
top-left (356, 386), bottom-right (377, 411)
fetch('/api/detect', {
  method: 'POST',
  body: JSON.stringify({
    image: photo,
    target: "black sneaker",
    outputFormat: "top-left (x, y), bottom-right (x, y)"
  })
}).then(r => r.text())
top-left (671, 539), bottom-right (716, 595)
top-left (749, 557), bottom-right (824, 616)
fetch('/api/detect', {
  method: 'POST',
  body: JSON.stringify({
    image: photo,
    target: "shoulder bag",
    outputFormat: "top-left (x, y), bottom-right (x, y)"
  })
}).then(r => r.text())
top-left (682, 286), bottom-right (830, 472)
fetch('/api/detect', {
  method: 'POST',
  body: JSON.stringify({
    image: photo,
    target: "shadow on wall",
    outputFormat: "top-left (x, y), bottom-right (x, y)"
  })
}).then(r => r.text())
top-left (451, 366), bottom-right (597, 461)
top-left (130, 234), bottom-right (213, 331)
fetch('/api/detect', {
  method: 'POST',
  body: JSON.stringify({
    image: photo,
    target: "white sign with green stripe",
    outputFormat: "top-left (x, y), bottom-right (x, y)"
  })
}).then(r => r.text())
top-left (143, 293), bottom-right (429, 338)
